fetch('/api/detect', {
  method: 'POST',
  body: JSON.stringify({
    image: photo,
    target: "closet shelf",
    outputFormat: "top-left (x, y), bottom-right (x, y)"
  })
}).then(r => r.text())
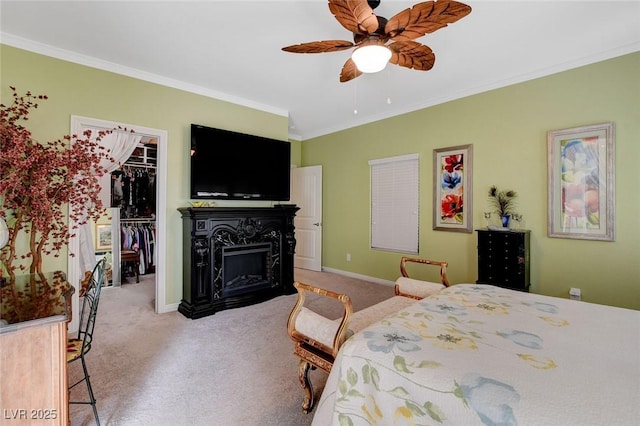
top-left (123, 163), bottom-right (156, 169)
top-left (127, 143), bottom-right (157, 167)
top-left (121, 217), bottom-right (156, 223)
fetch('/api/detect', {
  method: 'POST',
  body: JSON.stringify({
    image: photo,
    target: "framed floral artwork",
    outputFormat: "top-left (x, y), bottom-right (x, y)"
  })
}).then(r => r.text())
top-left (433, 144), bottom-right (473, 232)
top-left (547, 122), bottom-right (615, 241)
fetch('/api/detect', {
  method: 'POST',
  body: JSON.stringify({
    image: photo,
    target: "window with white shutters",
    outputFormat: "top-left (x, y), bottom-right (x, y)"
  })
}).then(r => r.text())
top-left (369, 153), bottom-right (419, 253)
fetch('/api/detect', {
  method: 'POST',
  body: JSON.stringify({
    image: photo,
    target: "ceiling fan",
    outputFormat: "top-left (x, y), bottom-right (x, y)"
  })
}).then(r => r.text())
top-left (282, 0), bottom-right (472, 82)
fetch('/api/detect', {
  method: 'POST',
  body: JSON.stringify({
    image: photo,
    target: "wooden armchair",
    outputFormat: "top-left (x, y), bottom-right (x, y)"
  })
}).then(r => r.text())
top-left (287, 257), bottom-right (451, 413)
top-left (287, 281), bottom-right (354, 413)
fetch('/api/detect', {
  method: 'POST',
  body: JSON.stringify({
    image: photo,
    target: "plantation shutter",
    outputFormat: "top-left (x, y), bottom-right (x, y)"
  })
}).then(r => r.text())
top-left (369, 154), bottom-right (419, 253)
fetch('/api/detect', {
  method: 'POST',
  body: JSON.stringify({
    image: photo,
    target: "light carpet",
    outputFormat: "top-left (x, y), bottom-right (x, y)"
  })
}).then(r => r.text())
top-left (68, 268), bottom-right (395, 425)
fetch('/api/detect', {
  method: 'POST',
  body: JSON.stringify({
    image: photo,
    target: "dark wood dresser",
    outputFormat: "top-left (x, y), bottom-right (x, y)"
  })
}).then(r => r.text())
top-left (476, 228), bottom-right (530, 292)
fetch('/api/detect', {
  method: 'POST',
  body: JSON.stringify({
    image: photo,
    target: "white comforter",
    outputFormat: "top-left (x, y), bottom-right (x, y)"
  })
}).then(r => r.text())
top-left (313, 284), bottom-right (640, 425)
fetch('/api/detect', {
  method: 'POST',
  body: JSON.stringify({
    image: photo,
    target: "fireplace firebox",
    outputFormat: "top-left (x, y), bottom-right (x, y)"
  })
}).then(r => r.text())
top-left (222, 243), bottom-right (272, 298)
top-left (178, 205), bottom-right (298, 319)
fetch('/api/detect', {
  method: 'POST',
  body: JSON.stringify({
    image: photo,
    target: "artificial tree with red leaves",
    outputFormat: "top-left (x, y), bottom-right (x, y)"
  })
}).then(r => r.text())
top-left (0, 86), bottom-right (111, 322)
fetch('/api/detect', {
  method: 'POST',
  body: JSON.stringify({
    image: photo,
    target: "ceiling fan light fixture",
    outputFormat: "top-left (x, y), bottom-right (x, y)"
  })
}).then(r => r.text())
top-left (351, 45), bottom-right (391, 73)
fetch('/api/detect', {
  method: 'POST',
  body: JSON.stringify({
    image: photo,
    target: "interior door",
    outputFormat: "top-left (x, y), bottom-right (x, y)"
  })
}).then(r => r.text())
top-left (290, 165), bottom-right (322, 271)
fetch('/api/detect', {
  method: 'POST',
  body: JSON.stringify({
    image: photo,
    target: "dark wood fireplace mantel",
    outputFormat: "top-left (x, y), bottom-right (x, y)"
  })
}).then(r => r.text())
top-left (178, 205), bottom-right (299, 319)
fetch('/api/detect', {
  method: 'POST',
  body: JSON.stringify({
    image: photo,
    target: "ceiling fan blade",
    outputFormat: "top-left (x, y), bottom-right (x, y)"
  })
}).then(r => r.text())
top-left (388, 41), bottom-right (435, 71)
top-left (329, 0), bottom-right (379, 35)
top-left (385, 0), bottom-right (472, 41)
top-left (340, 58), bottom-right (363, 83)
top-left (282, 40), bottom-right (355, 54)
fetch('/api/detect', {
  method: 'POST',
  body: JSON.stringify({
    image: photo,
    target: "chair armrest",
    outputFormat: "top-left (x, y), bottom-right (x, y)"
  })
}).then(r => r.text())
top-left (287, 281), bottom-right (353, 358)
top-left (399, 256), bottom-right (450, 286)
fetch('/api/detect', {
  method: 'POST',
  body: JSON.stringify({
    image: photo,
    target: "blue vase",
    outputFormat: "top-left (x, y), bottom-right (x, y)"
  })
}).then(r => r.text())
top-left (501, 214), bottom-right (511, 228)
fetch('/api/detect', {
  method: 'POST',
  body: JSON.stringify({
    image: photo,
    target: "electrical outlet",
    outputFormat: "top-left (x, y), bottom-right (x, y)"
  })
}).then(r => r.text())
top-left (346, 253), bottom-right (351, 262)
top-left (569, 288), bottom-right (581, 301)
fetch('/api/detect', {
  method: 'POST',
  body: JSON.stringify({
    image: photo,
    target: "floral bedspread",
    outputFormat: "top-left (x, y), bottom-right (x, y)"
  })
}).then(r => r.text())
top-left (312, 284), bottom-right (640, 426)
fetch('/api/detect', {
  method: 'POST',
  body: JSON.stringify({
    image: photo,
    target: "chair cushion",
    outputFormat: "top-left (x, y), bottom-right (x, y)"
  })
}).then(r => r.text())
top-left (66, 339), bottom-right (83, 363)
top-left (395, 277), bottom-right (445, 299)
top-left (294, 307), bottom-right (341, 349)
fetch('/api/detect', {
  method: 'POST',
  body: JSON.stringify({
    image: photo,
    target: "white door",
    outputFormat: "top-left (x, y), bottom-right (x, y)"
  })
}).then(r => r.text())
top-left (290, 166), bottom-right (322, 271)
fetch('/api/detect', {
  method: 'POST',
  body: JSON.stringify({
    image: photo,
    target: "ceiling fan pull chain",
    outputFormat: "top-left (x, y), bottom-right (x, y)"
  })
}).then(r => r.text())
top-left (353, 78), bottom-right (359, 115)
top-left (386, 65), bottom-right (392, 105)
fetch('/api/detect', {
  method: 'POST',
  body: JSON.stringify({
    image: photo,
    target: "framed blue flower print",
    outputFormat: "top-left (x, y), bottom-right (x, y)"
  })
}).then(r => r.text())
top-left (547, 122), bottom-right (615, 241)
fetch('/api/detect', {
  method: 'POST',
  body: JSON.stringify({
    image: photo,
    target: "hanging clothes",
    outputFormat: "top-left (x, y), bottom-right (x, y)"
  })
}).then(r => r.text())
top-left (112, 166), bottom-right (156, 218)
top-left (111, 170), bottom-right (125, 207)
top-left (121, 221), bottom-right (155, 275)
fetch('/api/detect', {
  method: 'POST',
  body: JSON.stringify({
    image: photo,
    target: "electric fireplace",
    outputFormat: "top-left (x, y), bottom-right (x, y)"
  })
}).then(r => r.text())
top-left (178, 205), bottom-right (298, 319)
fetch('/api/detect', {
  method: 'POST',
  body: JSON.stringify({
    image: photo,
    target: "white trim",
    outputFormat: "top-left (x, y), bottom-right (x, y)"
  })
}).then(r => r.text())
top-left (5, 32), bottom-right (637, 142)
top-left (368, 153), bottom-right (419, 166)
top-left (321, 266), bottom-right (394, 288)
top-left (162, 302), bottom-right (180, 313)
top-left (299, 42), bottom-right (640, 140)
top-left (2, 33), bottom-right (288, 119)
top-left (68, 116), bottom-right (169, 331)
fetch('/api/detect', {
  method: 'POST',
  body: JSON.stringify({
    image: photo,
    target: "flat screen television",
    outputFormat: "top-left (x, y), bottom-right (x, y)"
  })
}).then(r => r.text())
top-left (190, 124), bottom-right (291, 201)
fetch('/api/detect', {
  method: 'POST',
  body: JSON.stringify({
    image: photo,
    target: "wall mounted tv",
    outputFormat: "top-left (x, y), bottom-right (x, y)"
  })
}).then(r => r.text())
top-left (190, 124), bottom-right (291, 201)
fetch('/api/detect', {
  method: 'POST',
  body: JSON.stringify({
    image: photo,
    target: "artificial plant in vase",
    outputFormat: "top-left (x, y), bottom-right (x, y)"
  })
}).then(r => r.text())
top-left (488, 185), bottom-right (517, 227)
top-left (0, 86), bottom-right (112, 322)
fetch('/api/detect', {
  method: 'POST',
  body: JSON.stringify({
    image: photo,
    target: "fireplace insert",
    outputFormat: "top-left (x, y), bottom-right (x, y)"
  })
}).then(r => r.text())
top-left (222, 243), bottom-right (272, 298)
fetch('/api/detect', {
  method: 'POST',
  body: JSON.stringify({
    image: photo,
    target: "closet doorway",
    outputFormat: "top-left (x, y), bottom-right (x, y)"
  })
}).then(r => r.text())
top-left (114, 139), bottom-right (157, 287)
top-left (67, 116), bottom-right (168, 332)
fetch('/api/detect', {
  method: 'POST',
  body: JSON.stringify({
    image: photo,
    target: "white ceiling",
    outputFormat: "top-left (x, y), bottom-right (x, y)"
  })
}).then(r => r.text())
top-left (2, 1), bottom-right (639, 141)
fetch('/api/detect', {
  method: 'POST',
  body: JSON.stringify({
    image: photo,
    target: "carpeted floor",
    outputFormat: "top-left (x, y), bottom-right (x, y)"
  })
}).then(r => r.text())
top-left (68, 268), bottom-right (395, 425)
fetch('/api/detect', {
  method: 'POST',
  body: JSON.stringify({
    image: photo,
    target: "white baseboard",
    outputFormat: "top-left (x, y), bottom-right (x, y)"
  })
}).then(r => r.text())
top-left (320, 267), bottom-right (395, 288)
top-left (161, 271), bottom-right (391, 314)
top-left (159, 302), bottom-right (179, 313)
top-left (156, 271), bottom-right (391, 314)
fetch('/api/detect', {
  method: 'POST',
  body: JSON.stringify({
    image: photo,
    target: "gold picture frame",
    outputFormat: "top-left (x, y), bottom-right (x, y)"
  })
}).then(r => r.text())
top-left (95, 224), bottom-right (112, 251)
top-left (433, 144), bottom-right (473, 233)
top-left (547, 122), bottom-right (615, 241)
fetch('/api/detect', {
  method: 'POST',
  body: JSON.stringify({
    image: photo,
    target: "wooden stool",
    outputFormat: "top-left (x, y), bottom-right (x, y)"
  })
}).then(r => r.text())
top-left (121, 250), bottom-right (140, 283)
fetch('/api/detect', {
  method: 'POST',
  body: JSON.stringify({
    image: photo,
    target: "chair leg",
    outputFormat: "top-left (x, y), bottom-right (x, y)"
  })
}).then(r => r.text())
top-left (80, 356), bottom-right (100, 426)
top-left (69, 359), bottom-right (100, 425)
top-left (297, 359), bottom-right (315, 414)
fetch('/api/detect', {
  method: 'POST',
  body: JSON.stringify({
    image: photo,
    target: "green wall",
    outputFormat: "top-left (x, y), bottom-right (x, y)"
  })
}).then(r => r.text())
top-left (1, 45), bottom-right (294, 306)
top-left (2, 44), bottom-right (638, 310)
top-left (302, 52), bottom-right (640, 310)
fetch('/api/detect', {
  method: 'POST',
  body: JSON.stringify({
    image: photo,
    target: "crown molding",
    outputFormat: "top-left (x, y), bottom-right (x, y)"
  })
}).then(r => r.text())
top-left (1, 33), bottom-right (289, 119)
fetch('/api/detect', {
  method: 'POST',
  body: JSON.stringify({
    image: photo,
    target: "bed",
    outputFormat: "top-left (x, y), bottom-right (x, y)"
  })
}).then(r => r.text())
top-left (312, 284), bottom-right (640, 425)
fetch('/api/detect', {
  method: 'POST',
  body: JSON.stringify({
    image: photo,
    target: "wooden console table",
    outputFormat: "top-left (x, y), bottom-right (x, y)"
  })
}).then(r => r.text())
top-left (0, 272), bottom-right (73, 425)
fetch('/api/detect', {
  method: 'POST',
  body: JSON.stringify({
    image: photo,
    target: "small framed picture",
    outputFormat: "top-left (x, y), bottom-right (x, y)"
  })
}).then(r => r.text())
top-left (433, 144), bottom-right (473, 232)
top-left (95, 224), bottom-right (112, 251)
top-left (547, 122), bottom-right (615, 241)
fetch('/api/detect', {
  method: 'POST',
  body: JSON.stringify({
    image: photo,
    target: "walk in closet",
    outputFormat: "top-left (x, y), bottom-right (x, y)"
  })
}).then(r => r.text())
top-left (73, 115), bottom-right (167, 329)
top-left (110, 139), bottom-right (157, 284)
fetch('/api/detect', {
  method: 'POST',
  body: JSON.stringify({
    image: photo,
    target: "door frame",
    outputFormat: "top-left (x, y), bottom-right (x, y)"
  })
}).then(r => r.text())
top-left (67, 115), bottom-right (168, 331)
